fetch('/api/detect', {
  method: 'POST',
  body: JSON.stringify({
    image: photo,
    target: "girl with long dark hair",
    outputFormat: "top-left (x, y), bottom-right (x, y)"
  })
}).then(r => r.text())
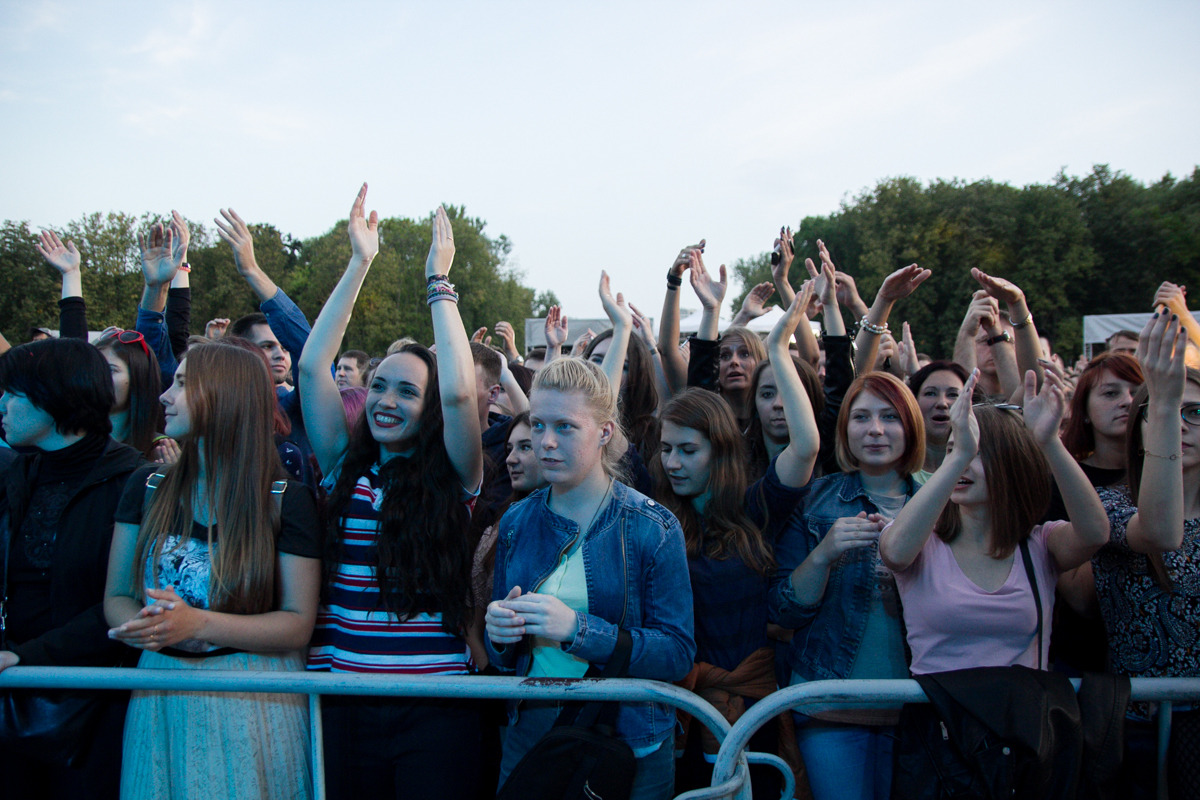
top-left (94, 330), bottom-right (166, 458)
top-left (299, 188), bottom-right (484, 800)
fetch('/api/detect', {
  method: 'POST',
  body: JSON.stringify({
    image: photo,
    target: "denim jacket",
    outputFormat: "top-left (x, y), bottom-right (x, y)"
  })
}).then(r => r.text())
top-left (768, 470), bottom-right (918, 682)
top-left (485, 480), bottom-right (696, 749)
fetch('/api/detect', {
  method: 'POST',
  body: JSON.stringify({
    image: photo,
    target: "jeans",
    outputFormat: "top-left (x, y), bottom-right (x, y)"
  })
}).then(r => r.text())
top-left (794, 717), bottom-right (894, 800)
top-left (321, 696), bottom-right (481, 800)
top-left (499, 704), bottom-right (675, 800)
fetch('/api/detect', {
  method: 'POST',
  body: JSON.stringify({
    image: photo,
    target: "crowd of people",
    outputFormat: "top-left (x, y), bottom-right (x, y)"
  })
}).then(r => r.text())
top-left (0, 184), bottom-right (1196, 800)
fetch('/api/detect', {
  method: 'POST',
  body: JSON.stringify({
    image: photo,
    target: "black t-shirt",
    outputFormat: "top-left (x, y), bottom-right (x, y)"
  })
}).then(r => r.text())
top-left (115, 463), bottom-right (322, 559)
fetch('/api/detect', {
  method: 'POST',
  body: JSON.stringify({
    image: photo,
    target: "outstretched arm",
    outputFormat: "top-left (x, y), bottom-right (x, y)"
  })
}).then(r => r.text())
top-left (1153, 282), bottom-right (1200, 368)
top-left (731, 281), bottom-right (774, 328)
top-left (428, 206), bottom-right (484, 492)
top-left (37, 230), bottom-right (87, 340)
top-left (1126, 312), bottom-right (1189, 552)
top-left (214, 209), bottom-right (279, 303)
top-left (543, 305), bottom-right (567, 364)
top-left (630, 302), bottom-right (670, 412)
top-left (1024, 368), bottom-right (1109, 569)
top-left (299, 184), bottom-right (378, 473)
top-left (689, 249), bottom-right (727, 343)
top-left (597, 271), bottom-right (632, 399)
top-left (854, 260), bottom-right (931, 375)
top-left (658, 241), bottom-right (702, 394)
top-left (880, 371), bottom-right (981, 571)
top-left (973, 268), bottom-right (1044, 389)
top-left (767, 283), bottom-right (820, 487)
top-left (771, 226), bottom-right (796, 309)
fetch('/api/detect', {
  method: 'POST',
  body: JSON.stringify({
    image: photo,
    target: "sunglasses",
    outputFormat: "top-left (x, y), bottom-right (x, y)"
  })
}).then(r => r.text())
top-left (109, 328), bottom-right (151, 359)
top-left (1138, 402), bottom-right (1200, 427)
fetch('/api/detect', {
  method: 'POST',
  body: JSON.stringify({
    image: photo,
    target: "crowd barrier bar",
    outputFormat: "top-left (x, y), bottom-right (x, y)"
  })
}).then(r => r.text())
top-left (0, 667), bottom-right (752, 800)
top-left (706, 677), bottom-right (1200, 800)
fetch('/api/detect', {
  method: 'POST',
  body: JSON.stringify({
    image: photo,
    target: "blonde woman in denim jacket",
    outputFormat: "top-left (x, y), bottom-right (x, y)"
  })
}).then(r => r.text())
top-left (769, 371), bottom-right (925, 800)
top-left (486, 358), bottom-right (695, 800)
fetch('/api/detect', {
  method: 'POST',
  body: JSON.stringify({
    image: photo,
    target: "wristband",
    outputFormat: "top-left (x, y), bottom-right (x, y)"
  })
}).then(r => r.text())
top-left (427, 278), bottom-right (459, 305)
top-left (986, 332), bottom-right (1013, 346)
top-left (666, 270), bottom-right (683, 288)
top-left (1009, 311), bottom-right (1033, 329)
top-left (859, 316), bottom-right (888, 336)
top-left (426, 273), bottom-right (450, 285)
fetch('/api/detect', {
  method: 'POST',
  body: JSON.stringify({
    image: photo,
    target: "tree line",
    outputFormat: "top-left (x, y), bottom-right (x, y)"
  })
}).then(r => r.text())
top-left (0, 206), bottom-right (556, 355)
top-left (732, 164), bottom-right (1200, 358)
top-left (3, 165), bottom-right (1197, 358)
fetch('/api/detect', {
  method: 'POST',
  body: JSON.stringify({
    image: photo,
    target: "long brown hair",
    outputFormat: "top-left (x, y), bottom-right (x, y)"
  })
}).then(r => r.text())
top-left (1061, 352), bottom-right (1144, 461)
top-left (651, 388), bottom-right (773, 574)
top-left (584, 329), bottom-right (659, 465)
top-left (935, 405), bottom-right (1051, 558)
top-left (94, 333), bottom-right (164, 458)
top-left (746, 355), bottom-right (824, 479)
top-left (134, 342), bottom-right (284, 614)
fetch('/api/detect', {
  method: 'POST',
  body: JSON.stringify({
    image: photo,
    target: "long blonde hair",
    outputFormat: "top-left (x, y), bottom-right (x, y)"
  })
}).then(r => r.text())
top-left (133, 342), bottom-right (284, 614)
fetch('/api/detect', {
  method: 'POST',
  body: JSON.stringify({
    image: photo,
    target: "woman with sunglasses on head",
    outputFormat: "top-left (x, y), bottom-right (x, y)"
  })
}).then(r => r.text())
top-left (1090, 313), bottom-right (1200, 798)
top-left (93, 328), bottom-right (168, 460)
top-left (299, 188), bottom-right (484, 800)
top-left (879, 367), bottom-right (1109, 675)
top-left (0, 338), bottom-right (144, 800)
top-left (656, 289), bottom-right (819, 795)
top-left (768, 370), bottom-right (927, 800)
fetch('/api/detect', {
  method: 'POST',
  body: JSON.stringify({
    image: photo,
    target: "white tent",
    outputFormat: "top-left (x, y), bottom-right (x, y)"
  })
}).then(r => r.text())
top-left (1081, 312), bottom-right (1200, 358)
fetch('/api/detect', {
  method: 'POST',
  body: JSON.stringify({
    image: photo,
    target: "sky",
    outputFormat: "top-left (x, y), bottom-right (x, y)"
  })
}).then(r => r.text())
top-left (1, 1), bottom-right (1197, 323)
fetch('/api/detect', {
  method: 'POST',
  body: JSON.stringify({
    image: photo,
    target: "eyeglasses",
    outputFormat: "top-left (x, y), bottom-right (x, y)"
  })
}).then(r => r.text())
top-left (1138, 402), bottom-right (1200, 427)
top-left (108, 328), bottom-right (151, 359)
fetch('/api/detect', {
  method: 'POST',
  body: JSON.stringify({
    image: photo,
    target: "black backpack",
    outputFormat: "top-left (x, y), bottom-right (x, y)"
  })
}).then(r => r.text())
top-left (497, 630), bottom-right (636, 800)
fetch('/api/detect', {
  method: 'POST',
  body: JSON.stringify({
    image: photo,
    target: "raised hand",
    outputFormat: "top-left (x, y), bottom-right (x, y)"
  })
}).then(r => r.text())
top-left (947, 369), bottom-right (981, 460)
top-left (771, 226), bottom-right (794, 284)
top-left (768, 280), bottom-right (814, 351)
top-left (139, 222), bottom-right (181, 288)
top-left (972, 267), bottom-right (1024, 307)
top-left (688, 249), bottom-right (727, 311)
top-left (628, 303), bottom-right (657, 352)
top-left (897, 321), bottom-right (920, 377)
top-left (471, 326), bottom-right (489, 344)
top-left (875, 331), bottom-right (899, 371)
top-left (671, 240), bottom-right (705, 279)
top-left (964, 290), bottom-right (1001, 332)
top-left (169, 210), bottom-right (191, 264)
top-left (1153, 281), bottom-right (1190, 316)
top-left (36, 230), bottom-right (80, 275)
top-left (737, 281), bottom-right (775, 321)
top-left (1137, 311), bottom-right (1187, 407)
top-left (544, 305), bottom-right (568, 353)
top-left (204, 318), bottom-right (230, 339)
top-left (835, 271), bottom-right (867, 315)
top-left (599, 271), bottom-right (632, 328)
top-left (426, 205), bottom-right (455, 278)
top-left (1023, 367), bottom-right (1068, 447)
top-left (877, 263), bottom-right (932, 303)
top-left (571, 329), bottom-right (596, 358)
top-left (214, 208), bottom-right (260, 276)
top-left (152, 437), bottom-right (181, 465)
top-left (347, 182), bottom-right (380, 263)
top-left (494, 320), bottom-right (520, 361)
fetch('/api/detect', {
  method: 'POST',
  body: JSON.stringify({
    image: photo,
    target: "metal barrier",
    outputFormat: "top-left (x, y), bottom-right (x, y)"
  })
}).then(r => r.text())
top-left (706, 677), bottom-right (1200, 800)
top-left (0, 666), bottom-right (752, 800)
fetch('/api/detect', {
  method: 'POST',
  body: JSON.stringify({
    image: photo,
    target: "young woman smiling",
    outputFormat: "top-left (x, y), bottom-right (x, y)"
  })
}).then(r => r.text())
top-left (486, 358), bottom-right (695, 800)
top-left (299, 187), bottom-right (484, 800)
top-left (769, 370), bottom-right (926, 800)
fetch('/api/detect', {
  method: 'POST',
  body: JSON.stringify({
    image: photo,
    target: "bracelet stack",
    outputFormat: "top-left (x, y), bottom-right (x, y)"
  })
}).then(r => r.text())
top-left (666, 270), bottom-right (683, 290)
top-left (426, 274), bottom-right (458, 305)
top-left (859, 316), bottom-right (888, 336)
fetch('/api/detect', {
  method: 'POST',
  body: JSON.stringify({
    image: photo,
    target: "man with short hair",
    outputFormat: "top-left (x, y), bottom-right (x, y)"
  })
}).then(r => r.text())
top-left (335, 350), bottom-right (370, 389)
top-left (1106, 329), bottom-right (1140, 357)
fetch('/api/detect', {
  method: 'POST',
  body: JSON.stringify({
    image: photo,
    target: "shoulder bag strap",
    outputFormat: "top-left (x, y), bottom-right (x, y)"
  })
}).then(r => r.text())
top-left (1019, 539), bottom-right (1044, 670)
top-left (555, 629), bottom-right (634, 731)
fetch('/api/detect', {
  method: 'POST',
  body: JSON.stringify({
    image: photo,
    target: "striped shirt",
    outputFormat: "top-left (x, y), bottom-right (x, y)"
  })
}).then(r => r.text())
top-left (307, 463), bottom-right (477, 674)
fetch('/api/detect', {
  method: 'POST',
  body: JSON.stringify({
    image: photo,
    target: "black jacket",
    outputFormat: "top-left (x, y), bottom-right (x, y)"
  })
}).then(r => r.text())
top-left (2, 438), bottom-right (143, 666)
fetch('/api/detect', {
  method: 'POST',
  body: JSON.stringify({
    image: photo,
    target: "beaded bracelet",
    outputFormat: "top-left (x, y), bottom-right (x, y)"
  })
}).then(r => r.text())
top-left (427, 279), bottom-right (459, 305)
top-left (859, 316), bottom-right (888, 336)
top-left (1010, 311), bottom-right (1033, 329)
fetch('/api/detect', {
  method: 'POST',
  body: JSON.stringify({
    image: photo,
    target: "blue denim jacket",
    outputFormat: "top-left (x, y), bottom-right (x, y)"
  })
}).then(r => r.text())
top-left (485, 480), bottom-right (696, 749)
top-left (768, 470), bottom-right (917, 682)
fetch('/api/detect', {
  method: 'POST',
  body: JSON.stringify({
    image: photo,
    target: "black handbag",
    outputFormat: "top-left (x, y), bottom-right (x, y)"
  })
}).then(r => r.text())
top-left (0, 506), bottom-right (107, 767)
top-left (892, 539), bottom-right (1081, 800)
top-left (497, 629), bottom-right (637, 800)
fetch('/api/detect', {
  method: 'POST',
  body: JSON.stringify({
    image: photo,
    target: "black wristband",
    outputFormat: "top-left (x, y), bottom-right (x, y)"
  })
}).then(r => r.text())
top-left (666, 270), bottom-right (683, 288)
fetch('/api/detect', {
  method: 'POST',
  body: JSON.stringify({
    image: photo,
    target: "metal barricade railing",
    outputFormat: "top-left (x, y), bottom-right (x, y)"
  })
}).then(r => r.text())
top-left (705, 677), bottom-right (1200, 800)
top-left (0, 666), bottom-right (753, 800)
